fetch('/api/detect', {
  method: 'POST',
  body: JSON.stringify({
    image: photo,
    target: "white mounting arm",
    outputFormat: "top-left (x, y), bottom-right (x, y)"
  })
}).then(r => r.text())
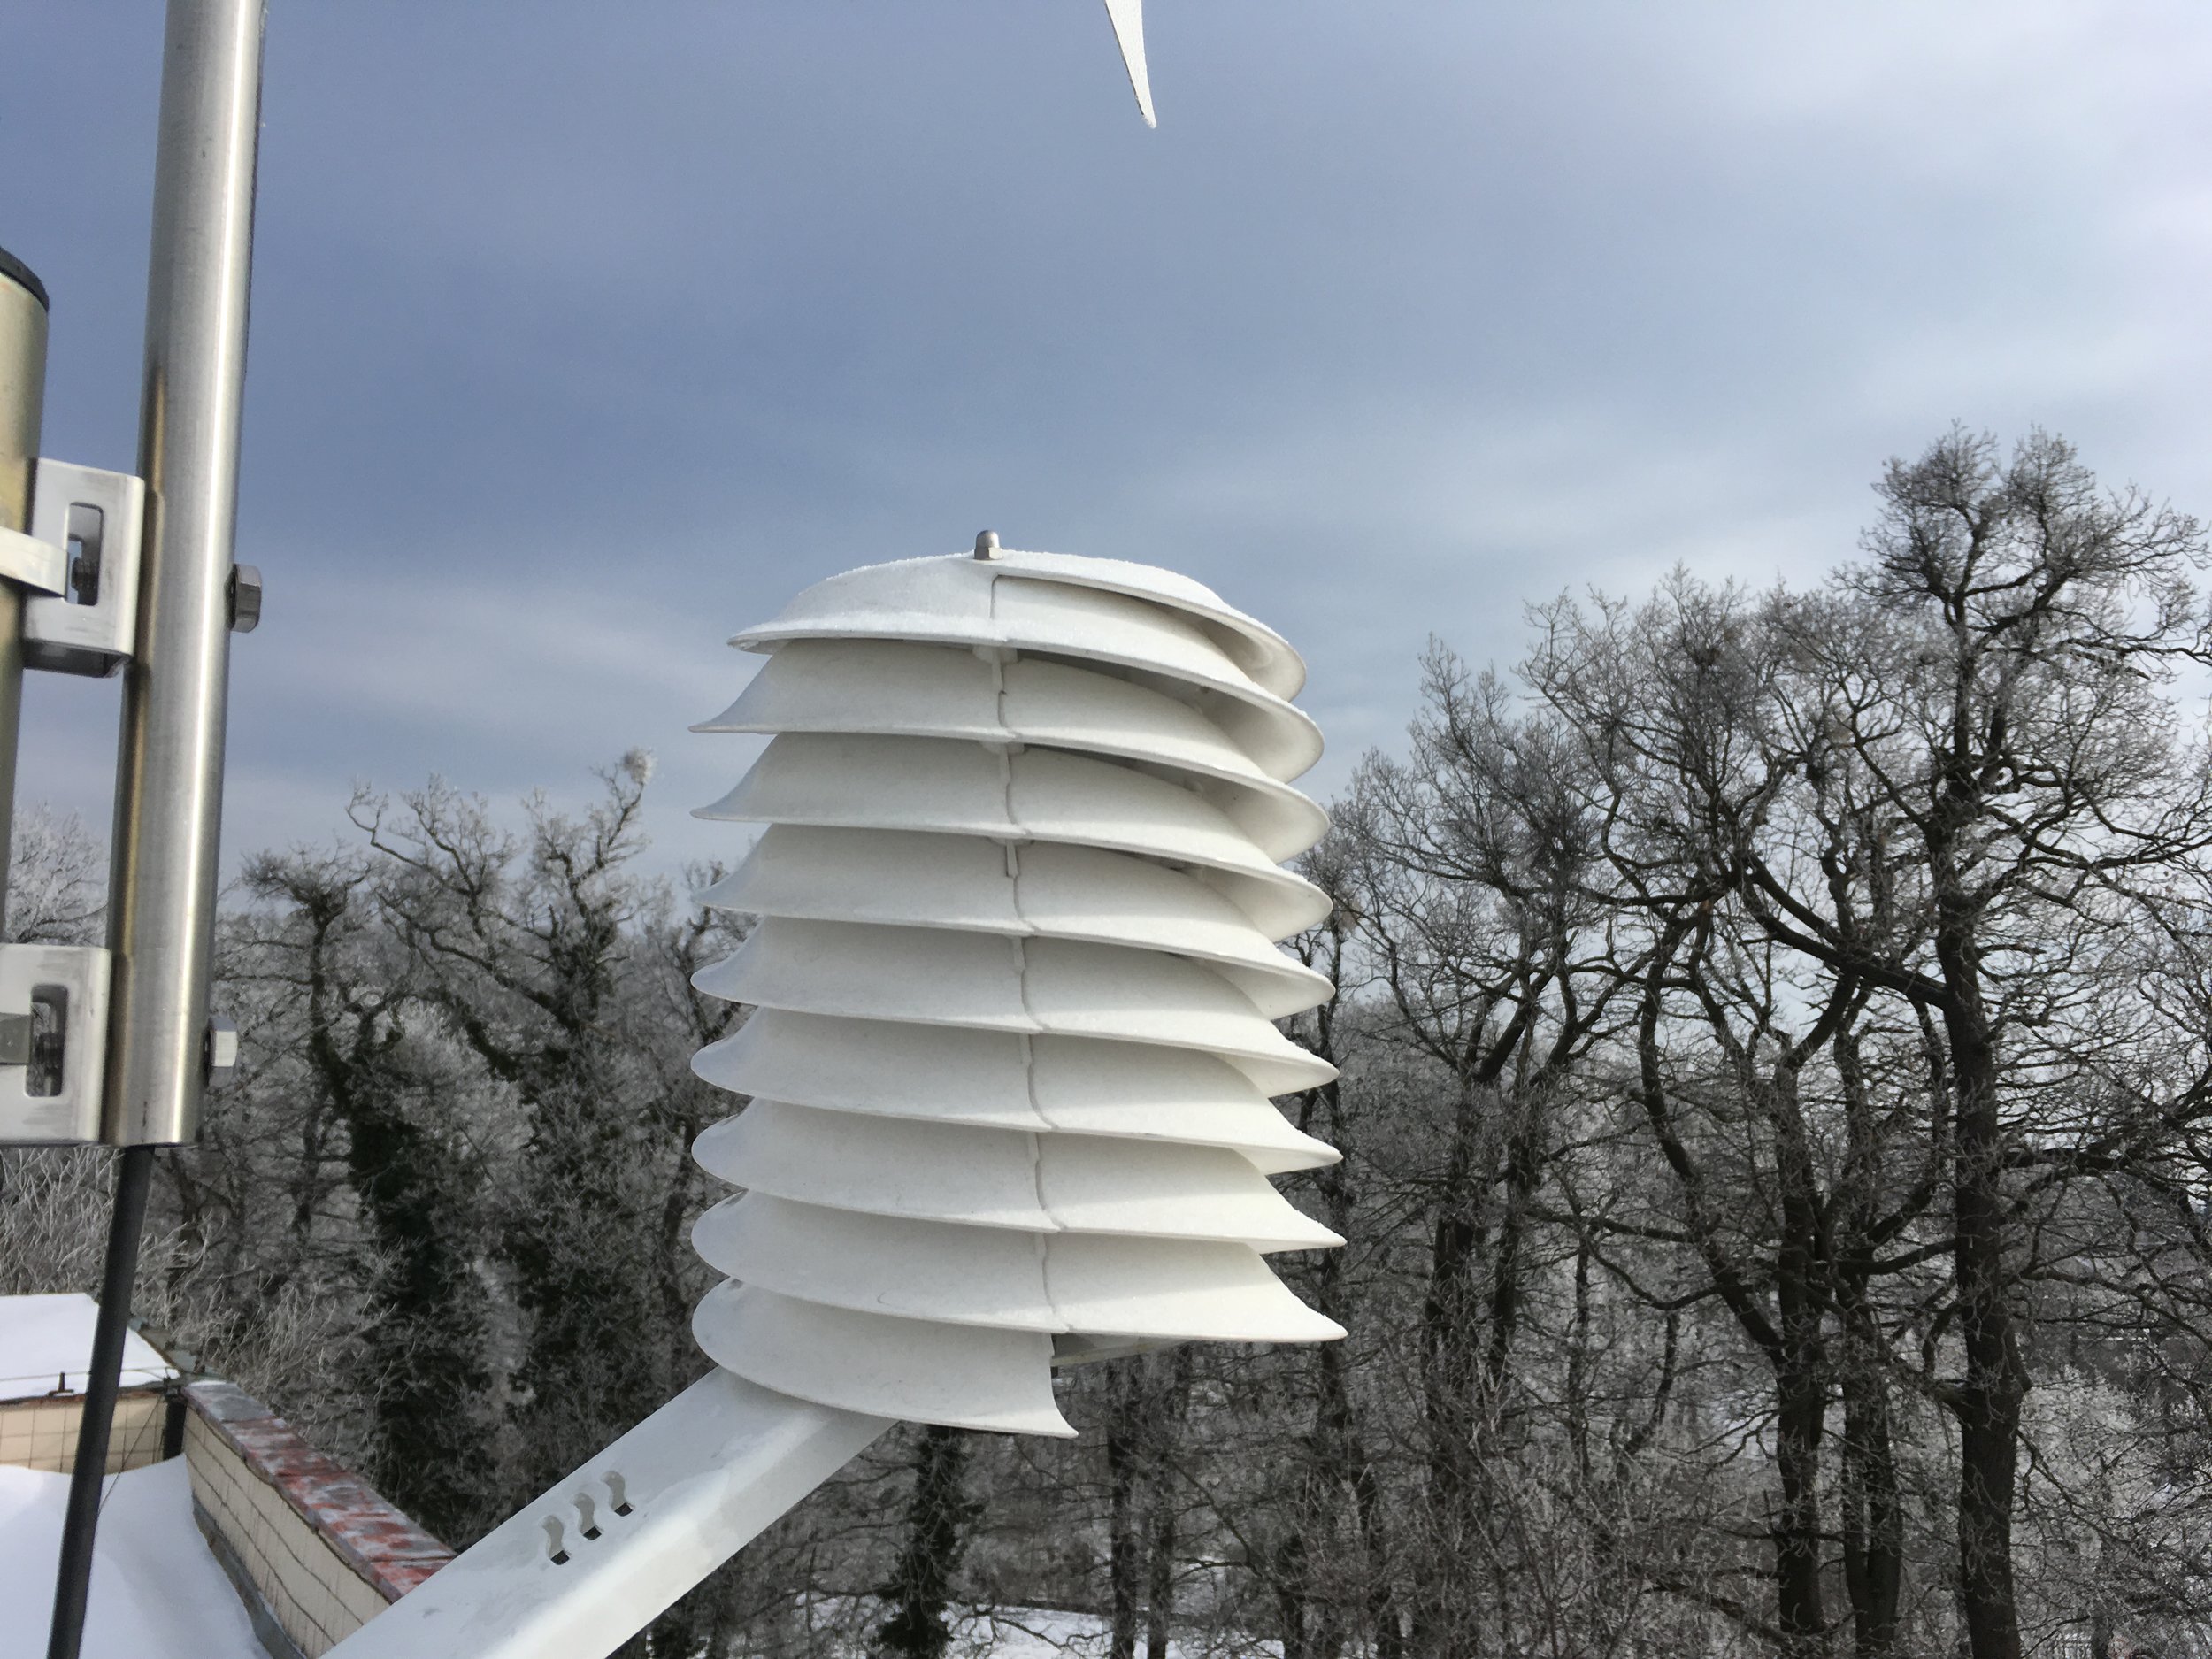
top-left (324, 1372), bottom-right (887, 1659)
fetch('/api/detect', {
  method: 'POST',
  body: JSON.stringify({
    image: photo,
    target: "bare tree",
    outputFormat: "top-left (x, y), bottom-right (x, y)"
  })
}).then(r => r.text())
top-left (1340, 653), bottom-right (1632, 1657)
top-left (355, 754), bottom-right (676, 1499)
top-left (227, 845), bottom-right (499, 1540)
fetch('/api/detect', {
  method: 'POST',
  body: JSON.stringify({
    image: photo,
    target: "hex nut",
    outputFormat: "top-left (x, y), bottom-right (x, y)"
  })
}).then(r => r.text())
top-left (228, 564), bottom-right (262, 633)
top-left (204, 1014), bottom-right (241, 1080)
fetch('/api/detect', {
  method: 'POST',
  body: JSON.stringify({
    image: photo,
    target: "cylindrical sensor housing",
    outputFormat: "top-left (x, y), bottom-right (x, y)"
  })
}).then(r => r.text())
top-left (688, 546), bottom-right (1342, 1434)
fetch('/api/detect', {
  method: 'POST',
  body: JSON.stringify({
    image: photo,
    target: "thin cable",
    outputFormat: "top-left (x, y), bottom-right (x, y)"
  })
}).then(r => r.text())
top-left (45, 1143), bottom-right (156, 1659)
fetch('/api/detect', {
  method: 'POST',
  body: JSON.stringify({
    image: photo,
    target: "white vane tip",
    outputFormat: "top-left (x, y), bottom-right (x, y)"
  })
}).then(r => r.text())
top-left (1103, 0), bottom-right (1157, 128)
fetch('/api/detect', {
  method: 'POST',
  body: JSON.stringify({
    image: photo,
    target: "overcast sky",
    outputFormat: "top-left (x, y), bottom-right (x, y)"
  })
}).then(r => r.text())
top-left (5, 2), bottom-right (2210, 879)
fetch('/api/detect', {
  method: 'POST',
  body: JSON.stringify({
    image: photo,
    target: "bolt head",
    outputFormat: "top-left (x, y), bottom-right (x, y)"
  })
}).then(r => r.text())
top-left (228, 565), bottom-right (263, 633)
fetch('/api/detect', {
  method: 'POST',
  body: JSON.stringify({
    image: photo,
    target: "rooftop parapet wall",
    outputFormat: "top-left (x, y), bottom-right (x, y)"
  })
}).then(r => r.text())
top-left (183, 1380), bottom-right (452, 1656)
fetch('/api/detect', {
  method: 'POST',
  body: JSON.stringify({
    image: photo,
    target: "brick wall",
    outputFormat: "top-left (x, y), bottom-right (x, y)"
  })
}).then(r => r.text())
top-left (183, 1380), bottom-right (452, 1657)
top-left (0, 1390), bottom-right (169, 1473)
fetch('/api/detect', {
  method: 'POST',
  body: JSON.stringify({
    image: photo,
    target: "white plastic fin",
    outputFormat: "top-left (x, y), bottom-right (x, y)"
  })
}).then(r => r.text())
top-left (694, 734), bottom-right (1330, 937)
top-left (695, 1280), bottom-right (1072, 1436)
top-left (692, 919), bottom-right (1334, 1094)
top-left (695, 1102), bottom-right (1340, 1249)
top-left (695, 1195), bottom-right (1344, 1340)
top-left (695, 642), bottom-right (1331, 858)
top-left (733, 550), bottom-right (1305, 699)
top-left (691, 1013), bottom-right (1337, 1172)
top-left (702, 828), bottom-right (1331, 1016)
top-left (731, 562), bottom-right (1322, 780)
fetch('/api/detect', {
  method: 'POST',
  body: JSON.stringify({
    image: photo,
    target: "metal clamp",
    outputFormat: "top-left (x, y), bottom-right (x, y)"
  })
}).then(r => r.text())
top-left (21, 458), bottom-right (147, 677)
top-left (0, 944), bottom-right (113, 1144)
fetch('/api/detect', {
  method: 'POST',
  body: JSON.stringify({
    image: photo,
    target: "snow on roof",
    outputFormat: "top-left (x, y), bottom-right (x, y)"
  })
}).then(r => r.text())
top-left (0, 1457), bottom-right (264, 1659)
top-left (0, 1294), bottom-right (179, 1402)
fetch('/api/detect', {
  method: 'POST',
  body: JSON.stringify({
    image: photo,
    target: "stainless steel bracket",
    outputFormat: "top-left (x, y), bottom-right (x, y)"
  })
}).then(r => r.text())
top-left (0, 943), bottom-right (113, 1143)
top-left (21, 458), bottom-right (147, 677)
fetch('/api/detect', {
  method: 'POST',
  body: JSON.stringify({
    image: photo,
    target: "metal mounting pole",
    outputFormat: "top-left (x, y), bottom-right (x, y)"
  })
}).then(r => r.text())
top-left (104, 0), bottom-right (265, 1148)
top-left (44, 9), bottom-right (263, 1648)
top-left (0, 248), bottom-right (49, 936)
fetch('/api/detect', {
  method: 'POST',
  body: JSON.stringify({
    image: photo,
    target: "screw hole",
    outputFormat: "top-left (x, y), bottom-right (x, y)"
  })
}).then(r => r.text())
top-left (64, 503), bottom-right (104, 606)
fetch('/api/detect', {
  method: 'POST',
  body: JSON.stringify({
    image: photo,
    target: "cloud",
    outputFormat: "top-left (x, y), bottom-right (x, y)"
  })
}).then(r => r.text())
top-left (6, 0), bottom-right (2210, 862)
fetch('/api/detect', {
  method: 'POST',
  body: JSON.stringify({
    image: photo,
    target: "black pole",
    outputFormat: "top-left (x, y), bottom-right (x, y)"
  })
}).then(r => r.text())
top-left (46, 1144), bottom-right (157, 1659)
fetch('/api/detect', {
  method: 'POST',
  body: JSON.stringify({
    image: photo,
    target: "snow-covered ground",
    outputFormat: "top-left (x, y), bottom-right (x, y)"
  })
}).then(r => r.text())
top-left (0, 1440), bottom-right (1251, 1659)
top-left (0, 1292), bottom-right (177, 1401)
top-left (954, 1609), bottom-right (1196, 1657)
top-left (0, 1457), bottom-right (262, 1659)
top-left (797, 1601), bottom-right (1280, 1658)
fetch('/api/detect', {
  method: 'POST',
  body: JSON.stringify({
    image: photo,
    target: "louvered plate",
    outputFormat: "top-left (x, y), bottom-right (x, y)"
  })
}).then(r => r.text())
top-left (694, 1102), bottom-right (1342, 1251)
top-left (728, 548), bottom-right (1305, 695)
top-left (695, 641), bottom-right (1328, 860)
top-left (695, 1280), bottom-right (1072, 1436)
top-left (988, 549), bottom-right (1303, 699)
top-left (700, 828), bottom-right (1330, 1018)
top-left (695, 733), bottom-right (1330, 938)
top-left (693, 1012), bottom-right (1337, 1173)
top-left (733, 566), bottom-right (1322, 780)
top-left (695, 918), bottom-right (1335, 1095)
top-left (695, 1194), bottom-right (1344, 1341)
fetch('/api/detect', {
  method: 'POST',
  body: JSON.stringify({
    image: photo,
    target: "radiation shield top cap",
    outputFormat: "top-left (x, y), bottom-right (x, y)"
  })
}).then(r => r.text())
top-left (731, 547), bottom-right (1309, 702)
